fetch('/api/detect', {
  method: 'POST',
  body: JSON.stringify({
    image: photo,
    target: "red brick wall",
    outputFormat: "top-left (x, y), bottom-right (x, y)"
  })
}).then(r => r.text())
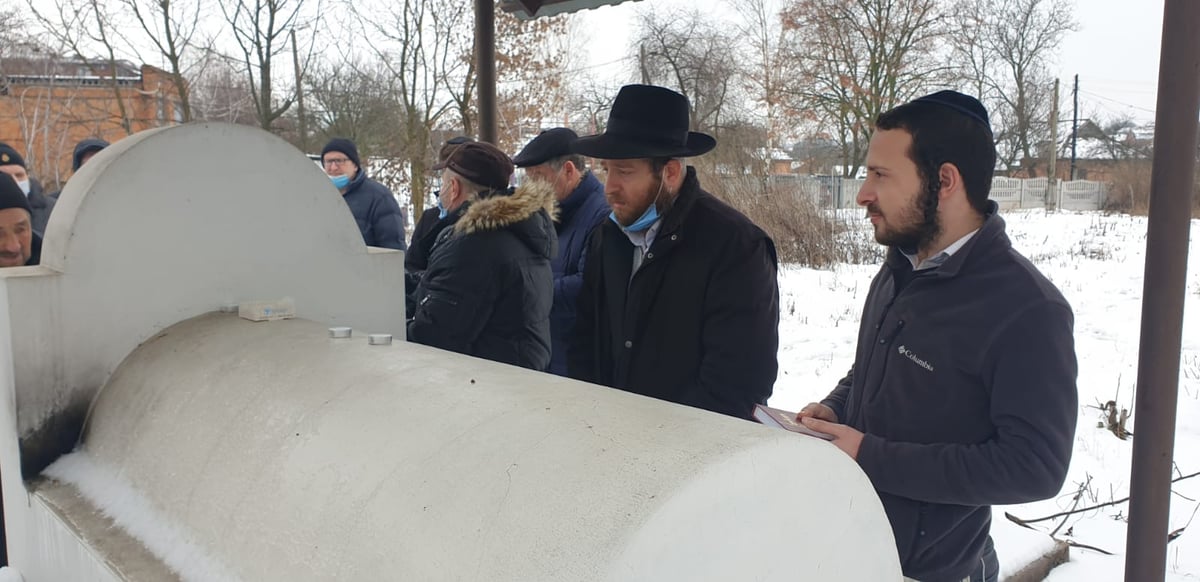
top-left (0, 65), bottom-right (181, 189)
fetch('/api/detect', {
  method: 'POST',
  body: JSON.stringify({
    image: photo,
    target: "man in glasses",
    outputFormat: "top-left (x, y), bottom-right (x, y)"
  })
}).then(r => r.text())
top-left (321, 138), bottom-right (406, 251)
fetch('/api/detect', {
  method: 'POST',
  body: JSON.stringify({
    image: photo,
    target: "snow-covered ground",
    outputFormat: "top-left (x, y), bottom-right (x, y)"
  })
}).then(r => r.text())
top-left (769, 209), bottom-right (1200, 580)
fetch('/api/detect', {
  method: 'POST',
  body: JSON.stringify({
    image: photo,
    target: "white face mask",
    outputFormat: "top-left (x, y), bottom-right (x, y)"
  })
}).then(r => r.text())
top-left (16, 180), bottom-right (30, 196)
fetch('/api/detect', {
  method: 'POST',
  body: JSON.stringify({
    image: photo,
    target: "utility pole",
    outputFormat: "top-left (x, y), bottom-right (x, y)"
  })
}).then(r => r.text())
top-left (1046, 78), bottom-right (1059, 211)
top-left (476, 0), bottom-right (497, 144)
top-left (1070, 74), bottom-right (1079, 180)
top-left (291, 30), bottom-right (307, 153)
top-left (1126, 1), bottom-right (1200, 579)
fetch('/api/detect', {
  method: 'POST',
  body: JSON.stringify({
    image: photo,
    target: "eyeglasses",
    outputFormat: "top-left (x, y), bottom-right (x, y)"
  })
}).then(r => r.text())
top-left (323, 157), bottom-right (352, 168)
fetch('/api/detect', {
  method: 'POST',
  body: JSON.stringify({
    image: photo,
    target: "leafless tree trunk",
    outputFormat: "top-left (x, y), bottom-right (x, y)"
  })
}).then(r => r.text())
top-left (26, 0), bottom-right (136, 134)
top-left (187, 48), bottom-right (260, 125)
top-left (121, 0), bottom-right (205, 123)
top-left (306, 57), bottom-right (405, 154)
top-left (781, 0), bottom-right (949, 177)
top-left (948, 0), bottom-right (1077, 172)
top-left (221, 0), bottom-right (316, 131)
top-left (735, 0), bottom-right (795, 152)
top-left (355, 0), bottom-right (464, 218)
top-left (633, 6), bottom-right (740, 139)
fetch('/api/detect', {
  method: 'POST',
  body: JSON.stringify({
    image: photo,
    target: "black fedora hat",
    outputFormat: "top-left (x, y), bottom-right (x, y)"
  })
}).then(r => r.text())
top-left (571, 85), bottom-right (716, 160)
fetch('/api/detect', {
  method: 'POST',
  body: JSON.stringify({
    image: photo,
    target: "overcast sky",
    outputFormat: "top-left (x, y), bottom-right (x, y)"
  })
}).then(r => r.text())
top-left (577, 0), bottom-right (1165, 125)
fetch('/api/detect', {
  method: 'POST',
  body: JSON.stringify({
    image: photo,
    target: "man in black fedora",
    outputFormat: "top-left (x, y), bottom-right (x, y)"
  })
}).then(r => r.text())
top-left (567, 84), bottom-right (779, 420)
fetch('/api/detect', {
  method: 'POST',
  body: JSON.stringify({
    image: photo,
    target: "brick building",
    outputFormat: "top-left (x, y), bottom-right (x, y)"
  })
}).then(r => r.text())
top-left (0, 55), bottom-right (182, 189)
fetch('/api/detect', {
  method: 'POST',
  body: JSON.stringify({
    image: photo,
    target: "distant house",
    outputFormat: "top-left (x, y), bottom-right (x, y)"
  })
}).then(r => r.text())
top-left (1012, 122), bottom-right (1154, 183)
top-left (0, 52), bottom-right (183, 188)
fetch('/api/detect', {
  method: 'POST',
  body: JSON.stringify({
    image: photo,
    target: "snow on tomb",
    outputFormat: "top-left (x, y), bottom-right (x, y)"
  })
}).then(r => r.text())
top-left (0, 123), bottom-right (900, 581)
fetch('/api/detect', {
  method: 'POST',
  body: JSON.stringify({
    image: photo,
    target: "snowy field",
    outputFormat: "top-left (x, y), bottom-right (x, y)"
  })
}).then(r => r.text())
top-left (770, 209), bottom-right (1200, 580)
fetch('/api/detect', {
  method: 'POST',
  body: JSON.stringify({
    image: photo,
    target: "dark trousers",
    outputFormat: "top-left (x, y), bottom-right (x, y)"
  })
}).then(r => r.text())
top-left (904, 536), bottom-right (999, 582)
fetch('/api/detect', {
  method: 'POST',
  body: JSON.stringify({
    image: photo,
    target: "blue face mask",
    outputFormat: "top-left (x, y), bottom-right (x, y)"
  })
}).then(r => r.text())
top-left (330, 174), bottom-right (350, 189)
top-left (437, 194), bottom-right (449, 219)
top-left (610, 179), bottom-right (664, 233)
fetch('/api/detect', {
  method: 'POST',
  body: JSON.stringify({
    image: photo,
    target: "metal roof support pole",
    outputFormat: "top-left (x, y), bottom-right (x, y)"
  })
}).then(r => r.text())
top-left (476, 0), bottom-right (498, 144)
top-left (1125, 1), bottom-right (1200, 580)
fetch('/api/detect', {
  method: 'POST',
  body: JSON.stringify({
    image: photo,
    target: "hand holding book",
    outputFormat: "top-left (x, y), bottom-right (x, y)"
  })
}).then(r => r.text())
top-left (753, 404), bottom-right (835, 441)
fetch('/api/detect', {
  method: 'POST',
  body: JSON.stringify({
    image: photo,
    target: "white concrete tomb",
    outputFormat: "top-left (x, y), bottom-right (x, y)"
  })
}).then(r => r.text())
top-left (0, 123), bottom-right (901, 581)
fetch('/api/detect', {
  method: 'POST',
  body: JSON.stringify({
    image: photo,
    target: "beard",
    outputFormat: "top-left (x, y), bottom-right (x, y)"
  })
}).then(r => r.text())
top-left (868, 180), bottom-right (942, 251)
top-left (611, 175), bottom-right (664, 227)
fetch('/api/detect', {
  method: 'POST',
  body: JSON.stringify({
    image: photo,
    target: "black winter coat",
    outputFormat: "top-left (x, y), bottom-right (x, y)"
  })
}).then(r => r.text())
top-left (342, 171), bottom-right (406, 250)
top-left (548, 171), bottom-right (609, 376)
top-left (405, 205), bottom-right (459, 318)
top-left (821, 204), bottom-right (1077, 582)
top-left (408, 181), bottom-right (557, 371)
top-left (407, 206), bottom-right (447, 273)
top-left (568, 168), bottom-right (779, 419)
top-left (27, 180), bottom-right (55, 236)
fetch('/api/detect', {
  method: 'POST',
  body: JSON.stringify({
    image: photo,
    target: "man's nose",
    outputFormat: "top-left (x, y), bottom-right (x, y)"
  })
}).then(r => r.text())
top-left (0, 233), bottom-right (20, 253)
top-left (856, 184), bottom-right (875, 207)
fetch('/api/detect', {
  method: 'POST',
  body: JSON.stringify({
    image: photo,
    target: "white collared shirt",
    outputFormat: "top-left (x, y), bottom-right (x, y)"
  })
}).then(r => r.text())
top-left (902, 229), bottom-right (979, 271)
top-left (623, 219), bottom-right (664, 276)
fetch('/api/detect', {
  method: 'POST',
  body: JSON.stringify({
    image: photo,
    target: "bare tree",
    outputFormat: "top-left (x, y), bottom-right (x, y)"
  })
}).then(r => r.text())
top-left (26, 0), bottom-right (137, 134)
top-left (735, 0), bottom-right (796, 151)
top-left (306, 57), bottom-right (406, 155)
top-left (1, 7), bottom-right (29, 63)
top-left (633, 6), bottom-right (741, 138)
top-left (121, 0), bottom-right (206, 122)
top-left (494, 9), bottom-right (574, 152)
top-left (220, 0), bottom-right (316, 131)
top-left (781, 0), bottom-right (948, 177)
top-left (428, 1), bottom-right (476, 136)
top-left (571, 78), bottom-right (619, 136)
top-left (188, 49), bottom-right (259, 125)
top-left (948, 0), bottom-right (1077, 172)
top-left (355, 0), bottom-right (463, 218)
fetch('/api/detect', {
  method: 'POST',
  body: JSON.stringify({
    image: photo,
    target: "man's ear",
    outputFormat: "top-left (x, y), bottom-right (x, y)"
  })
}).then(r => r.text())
top-left (937, 162), bottom-right (964, 202)
top-left (665, 158), bottom-right (685, 190)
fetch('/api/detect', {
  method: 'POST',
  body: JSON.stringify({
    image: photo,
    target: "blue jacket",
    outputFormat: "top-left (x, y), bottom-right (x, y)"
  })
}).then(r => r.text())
top-left (548, 172), bottom-right (609, 376)
top-left (342, 171), bottom-right (406, 250)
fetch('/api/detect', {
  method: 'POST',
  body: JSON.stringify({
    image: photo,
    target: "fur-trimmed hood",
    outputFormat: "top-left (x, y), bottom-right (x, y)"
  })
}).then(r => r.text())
top-left (452, 179), bottom-right (558, 260)
top-left (456, 179), bottom-right (557, 234)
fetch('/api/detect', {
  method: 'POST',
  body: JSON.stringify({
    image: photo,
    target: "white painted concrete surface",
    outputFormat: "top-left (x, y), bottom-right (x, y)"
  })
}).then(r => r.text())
top-left (1, 122), bottom-right (901, 581)
top-left (66, 313), bottom-right (899, 581)
top-left (1, 123), bottom-right (406, 577)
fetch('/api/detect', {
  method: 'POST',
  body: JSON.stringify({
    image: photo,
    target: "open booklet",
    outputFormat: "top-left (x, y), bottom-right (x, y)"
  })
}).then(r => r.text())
top-left (753, 404), bottom-right (835, 441)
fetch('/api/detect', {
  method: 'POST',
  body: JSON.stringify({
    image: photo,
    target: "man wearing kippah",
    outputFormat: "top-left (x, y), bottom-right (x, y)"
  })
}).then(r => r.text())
top-left (320, 138), bottom-right (406, 251)
top-left (0, 173), bottom-right (40, 267)
top-left (797, 91), bottom-right (1078, 582)
top-left (407, 141), bottom-right (556, 371)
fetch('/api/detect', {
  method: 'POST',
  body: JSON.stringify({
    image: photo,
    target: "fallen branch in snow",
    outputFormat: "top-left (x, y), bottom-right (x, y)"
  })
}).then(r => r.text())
top-left (1051, 474), bottom-right (1094, 537)
top-left (1167, 503), bottom-right (1200, 544)
top-left (1065, 540), bottom-right (1115, 555)
top-left (1006, 470), bottom-right (1200, 526)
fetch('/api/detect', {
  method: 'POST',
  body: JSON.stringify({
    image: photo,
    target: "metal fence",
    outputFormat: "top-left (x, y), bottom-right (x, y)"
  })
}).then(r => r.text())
top-left (780, 175), bottom-right (1108, 211)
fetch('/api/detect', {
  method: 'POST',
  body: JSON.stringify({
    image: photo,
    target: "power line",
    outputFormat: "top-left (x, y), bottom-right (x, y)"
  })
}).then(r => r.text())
top-left (1078, 89), bottom-right (1156, 115)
